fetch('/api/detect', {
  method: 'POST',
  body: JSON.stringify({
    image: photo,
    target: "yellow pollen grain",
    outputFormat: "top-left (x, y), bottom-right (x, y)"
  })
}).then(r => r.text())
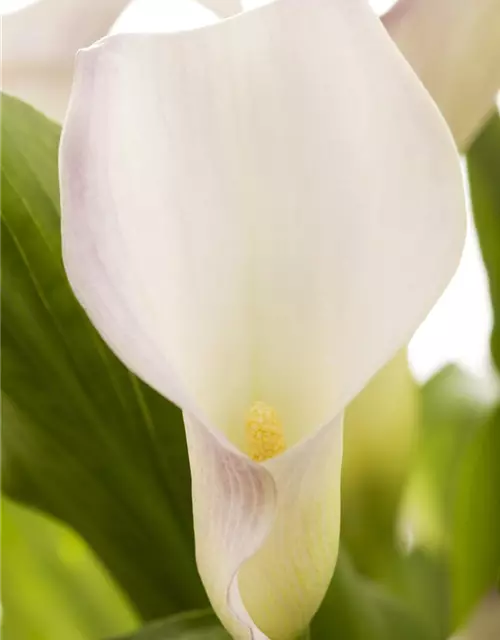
top-left (245, 400), bottom-right (286, 463)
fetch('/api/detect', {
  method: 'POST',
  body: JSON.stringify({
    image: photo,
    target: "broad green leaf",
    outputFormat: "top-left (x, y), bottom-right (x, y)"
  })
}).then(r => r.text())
top-left (468, 113), bottom-right (500, 370)
top-left (1, 92), bottom-right (208, 620)
top-left (112, 610), bottom-right (228, 640)
top-left (402, 365), bottom-right (495, 552)
top-left (451, 406), bottom-right (500, 626)
top-left (448, 112), bottom-right (500, 626)
top-left (2, 497), bottom-right (138, 640)
top-left (391, 550), bottom-right (449, 640)
top-left (399, 365), bottom-right (496, 636)
top-left (311, 551), bottom-right (434, 640)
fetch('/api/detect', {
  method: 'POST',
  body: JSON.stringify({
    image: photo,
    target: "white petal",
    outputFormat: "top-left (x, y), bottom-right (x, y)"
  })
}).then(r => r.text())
top-left (185, 411), bottom-right (343, 638)
top-left (61, 0), bottom-right (465, 446)
top-left (384, 0), bottom-right (500, 150)
top-left (2, 0), bottom-right (130, 120)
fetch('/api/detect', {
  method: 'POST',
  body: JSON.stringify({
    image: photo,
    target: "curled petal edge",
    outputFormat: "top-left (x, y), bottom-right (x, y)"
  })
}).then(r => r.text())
top-left (184, 412), bottom-right (343, 639)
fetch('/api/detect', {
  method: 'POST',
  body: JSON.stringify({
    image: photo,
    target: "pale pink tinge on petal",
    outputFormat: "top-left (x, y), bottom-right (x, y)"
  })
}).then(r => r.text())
top-left (185, 412), bottom-right (343, 639)
top-left (183, 412), bottom-right (276, 639)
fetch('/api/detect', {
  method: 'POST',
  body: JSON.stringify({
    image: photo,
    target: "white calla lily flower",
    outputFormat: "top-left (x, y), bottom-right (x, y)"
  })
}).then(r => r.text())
top-left (383, 0), bottom-right (500, 150)
top-left (60, 0), bottom-right (466, 637)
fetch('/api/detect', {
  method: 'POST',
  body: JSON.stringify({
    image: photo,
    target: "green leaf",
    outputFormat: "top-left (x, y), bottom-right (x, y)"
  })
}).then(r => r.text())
top-left (339, 366), bottom-right (494, 639)
top-left (403, 365), bottom-right (495, 552)
top-left (311, 551), bottom-right (435, 640)
top-left (448, 112), bottom-right (500, 626)
top-left (451, 406), bottom-right (500, 626)
top-left (468, 113), bottom-right (500, 370)
top-left (111, 610), bottom-right (229, 640)
top-left (399, 365), bottom-right (497, 636)
top-left (1, 497), bottom-right (138, 640)
top-left (1, 92), bottom-right (208, 620)
top-left (340, 360), bottom-right (483, 640)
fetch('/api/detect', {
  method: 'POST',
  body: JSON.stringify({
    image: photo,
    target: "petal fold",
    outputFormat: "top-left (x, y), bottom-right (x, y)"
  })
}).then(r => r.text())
top-left (384, 0), bottom-right (500, 149)
top-left (184, 412), bottom-right (343, 639)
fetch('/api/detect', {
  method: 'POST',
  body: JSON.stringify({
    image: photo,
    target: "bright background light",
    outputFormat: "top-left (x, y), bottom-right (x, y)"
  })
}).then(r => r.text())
top-left (112, 0), bottom-right (217, 33)
top-left (370, 0), bottom-right (398, 14)
top-left (408, 208), bottom-right (492, 382)
top-left (112, 0), bottom-right (493, 383)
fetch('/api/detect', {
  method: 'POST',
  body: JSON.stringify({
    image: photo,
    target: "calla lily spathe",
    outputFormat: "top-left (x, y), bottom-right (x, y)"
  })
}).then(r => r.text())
top-left (60, 0), bottom-right (466, 637)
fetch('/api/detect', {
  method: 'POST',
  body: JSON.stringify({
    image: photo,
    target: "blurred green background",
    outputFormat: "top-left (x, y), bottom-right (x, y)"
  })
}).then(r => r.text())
top-left (1, 497), bottom-right (138, 639)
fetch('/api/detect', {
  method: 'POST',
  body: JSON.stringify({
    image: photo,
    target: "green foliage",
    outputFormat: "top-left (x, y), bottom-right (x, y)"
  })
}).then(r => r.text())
top-left (311, 551), bottom-right (434, 640)
top-left (339, 360), bottom-right (455, 639)
top-left (451, 406), bottom-right (500, 626)
top-left (445, 112), bottom-right (500, 627)
top-left (112, 610), bottom-right (229, 640)
top-left (1, 93), bottom-right (207, 621)
top-left (469, 114), bottom-right (500, 370)
top-left (395, 365), bottom-right (497, 639)
top-left (404, 365), bottom-right (495, 552)
top-left (2, 497), bottom-right (137, 640)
